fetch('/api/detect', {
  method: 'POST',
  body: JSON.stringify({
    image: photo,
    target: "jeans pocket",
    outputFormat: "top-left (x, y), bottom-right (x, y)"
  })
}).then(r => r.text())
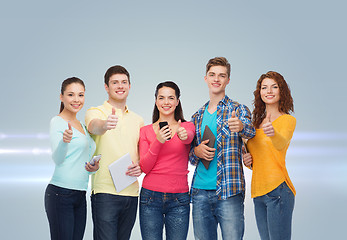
top-left (45, 189), bottom-right (53, 198)
top-left (191, 188), bottom-right (199, 197)
top-left (281, 182), bottom-right (293, 195)
top-left (266, 186), bottom-right (281, 200)
top-left (57, 188), bottom-right (74, 197)
top-left (176, 193), bottom-right (190, 206)
top-left (140, 189), bottom-right (153, 205)
top-left (140, 195), bottom-right (152, 205)
top-left (46, 184), bottom-right (72, 197)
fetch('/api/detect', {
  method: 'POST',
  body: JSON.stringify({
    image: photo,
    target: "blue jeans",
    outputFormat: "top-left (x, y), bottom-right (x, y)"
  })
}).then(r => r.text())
top-left (191, 188), bottom-right (244, 240)
top-left (139, 188), bottom-right (190, 240)
top-left (91, 193), bottom-right (138, 240)
top-left (253, 182), bottom-right (295, 240)
top-left (44, 184), bottom-right (87, 240)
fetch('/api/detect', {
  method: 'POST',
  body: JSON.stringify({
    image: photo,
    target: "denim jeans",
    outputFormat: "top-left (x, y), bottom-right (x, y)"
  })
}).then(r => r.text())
top-left (191, 188), bottom-right (244, 240)
top-left (139, 188), bottom-right (190, 240)
top-left (91, 193), bottom-right (138, 240)
top-left (44, 184), bottom-right (87, 240)
top-left (253, 182), bottom-right (295, 240)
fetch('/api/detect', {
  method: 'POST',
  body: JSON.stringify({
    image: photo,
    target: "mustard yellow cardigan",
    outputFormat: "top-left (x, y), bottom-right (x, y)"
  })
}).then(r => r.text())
top-left (247, 114), bottom-right (296, 198)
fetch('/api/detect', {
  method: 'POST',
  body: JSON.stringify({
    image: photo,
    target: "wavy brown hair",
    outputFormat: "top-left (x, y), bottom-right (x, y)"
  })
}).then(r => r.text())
top-left (253, 71), bottom-right (294, 128)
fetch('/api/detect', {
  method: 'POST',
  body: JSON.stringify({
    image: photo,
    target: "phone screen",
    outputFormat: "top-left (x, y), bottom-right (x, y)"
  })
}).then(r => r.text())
top-left (159, 121), bottom-right (171, 140)
top-left (159, 121), bottom-right (168, 129)
top-left (90, 154), bottom-right (101, 166)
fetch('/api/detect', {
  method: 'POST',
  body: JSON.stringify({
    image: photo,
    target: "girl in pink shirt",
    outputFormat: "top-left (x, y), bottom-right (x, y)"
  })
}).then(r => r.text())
top-left (139, 81), bottom-right (195, 240)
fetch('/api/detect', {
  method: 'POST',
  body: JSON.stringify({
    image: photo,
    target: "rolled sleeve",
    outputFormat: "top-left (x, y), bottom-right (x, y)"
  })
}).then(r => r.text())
top-left (237, 104), bottom-right (256, 139)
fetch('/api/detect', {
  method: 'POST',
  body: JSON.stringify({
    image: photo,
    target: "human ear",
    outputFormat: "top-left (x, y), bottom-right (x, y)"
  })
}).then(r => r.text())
top-left (104, 83), bottom-right (109, 93)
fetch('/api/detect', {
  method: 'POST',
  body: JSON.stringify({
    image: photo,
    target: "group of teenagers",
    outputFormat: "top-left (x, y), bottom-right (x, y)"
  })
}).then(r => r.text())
top-left (44, 56), bottom-right (296, 240)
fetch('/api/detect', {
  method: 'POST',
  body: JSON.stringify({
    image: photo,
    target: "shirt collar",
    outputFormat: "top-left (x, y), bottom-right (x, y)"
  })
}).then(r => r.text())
top-left (219, 95), bottom-right (231, 106)
top-left (103, 101), bottom-right (129, 113)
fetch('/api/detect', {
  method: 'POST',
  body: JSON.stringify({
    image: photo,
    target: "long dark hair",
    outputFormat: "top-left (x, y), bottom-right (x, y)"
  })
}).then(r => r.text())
top-left (60, 77), bottom-right (85, 113)
top-left (152, 81), bottom-right (186, 123)
top-left (253, 71), bottom-right (294, 128)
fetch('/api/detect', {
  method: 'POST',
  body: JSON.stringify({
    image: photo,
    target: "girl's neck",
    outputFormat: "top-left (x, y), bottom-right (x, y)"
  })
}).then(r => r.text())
top-left (265, 104), bottom-right (283, 121)
top-left (158, 115), bottom-right (176, 125)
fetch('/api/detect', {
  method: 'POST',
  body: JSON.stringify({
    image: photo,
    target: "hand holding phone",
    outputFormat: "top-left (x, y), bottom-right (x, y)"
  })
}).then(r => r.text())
top-left (90, 154), bottom-right (101, 166)
top-left (159, 121), bottom-right (168, 129)
top-left (159, 121), bottom-right (171, 141)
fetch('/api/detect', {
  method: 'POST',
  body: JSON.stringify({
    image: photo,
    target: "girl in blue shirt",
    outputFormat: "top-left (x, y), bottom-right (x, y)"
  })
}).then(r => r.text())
top-left (44, 77), bottom-right (99, 240)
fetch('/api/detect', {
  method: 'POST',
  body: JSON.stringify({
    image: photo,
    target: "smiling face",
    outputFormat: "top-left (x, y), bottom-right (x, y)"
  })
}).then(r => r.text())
top-left (204, 65), bottom-right (230, 96)
top-left (60, 83), bottom-right (85, 114)
top-left (105, 73), bottom-right (130, 102)
top-left (155, 86), bottom-right (179, 118)
top-left (260, 77), bottom-right (280, 107)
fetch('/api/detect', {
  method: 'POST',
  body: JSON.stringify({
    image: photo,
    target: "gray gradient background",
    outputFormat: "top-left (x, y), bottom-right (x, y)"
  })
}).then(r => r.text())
top-left (1, 1), bottom-right (346, 239)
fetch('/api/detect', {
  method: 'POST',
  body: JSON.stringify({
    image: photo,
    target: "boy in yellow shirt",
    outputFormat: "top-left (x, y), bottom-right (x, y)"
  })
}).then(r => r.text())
top-left (85, 65), bottom-right (144, 240)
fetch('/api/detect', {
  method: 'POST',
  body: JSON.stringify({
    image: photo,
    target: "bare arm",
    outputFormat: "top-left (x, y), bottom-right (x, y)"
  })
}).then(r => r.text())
top-left (87, 107), bottom-right (118, 135)
top-left (87, 118), bottom-right (109, 135)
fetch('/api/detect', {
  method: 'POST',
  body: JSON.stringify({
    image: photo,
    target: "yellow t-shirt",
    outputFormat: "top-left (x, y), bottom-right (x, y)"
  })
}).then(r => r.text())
top-left (247, 114), bottom-right (296, 198)
top-left (85, 101), bottom-right (144, 196)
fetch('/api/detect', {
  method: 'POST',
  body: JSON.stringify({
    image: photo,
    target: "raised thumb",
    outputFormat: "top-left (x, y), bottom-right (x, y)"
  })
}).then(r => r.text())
top-left (231, 110), bottom-right (236, 118)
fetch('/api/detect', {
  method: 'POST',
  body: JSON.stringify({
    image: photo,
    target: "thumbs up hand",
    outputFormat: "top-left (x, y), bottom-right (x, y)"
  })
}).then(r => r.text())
top-left (177, 120), bottom-right (188, 141)
top-left (104, 107), bottom-right (118, 131)
top-left (63, 122), bottom-right (73, 143)
top-left (262, 113), bottom-right (274, 137)
top-left (228, 110), bottom-right (244, 132)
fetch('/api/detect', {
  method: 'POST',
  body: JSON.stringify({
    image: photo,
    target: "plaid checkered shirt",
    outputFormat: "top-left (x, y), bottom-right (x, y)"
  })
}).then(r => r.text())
top-left (189, 95), bottom-right (255, 200)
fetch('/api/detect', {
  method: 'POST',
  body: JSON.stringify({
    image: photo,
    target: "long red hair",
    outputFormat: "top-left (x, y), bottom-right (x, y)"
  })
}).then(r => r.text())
top-left (253, 71), bottom-right (294, 128)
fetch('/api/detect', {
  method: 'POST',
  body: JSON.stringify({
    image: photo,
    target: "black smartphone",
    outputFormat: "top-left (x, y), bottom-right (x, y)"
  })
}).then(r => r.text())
top-left (159, 121), bottom-right (171, 140)
top-left (159, 121), bottom-right (168, 129)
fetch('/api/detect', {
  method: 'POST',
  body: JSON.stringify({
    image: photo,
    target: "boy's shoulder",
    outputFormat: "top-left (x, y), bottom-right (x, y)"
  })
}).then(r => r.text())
top-left (126, 108), bottom-right (144, 122)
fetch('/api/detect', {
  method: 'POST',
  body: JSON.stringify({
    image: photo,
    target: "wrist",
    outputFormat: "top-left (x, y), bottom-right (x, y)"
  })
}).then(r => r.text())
top-left (156, 136), bottom-right (165, 144)
top-left (239, 121), bottom-right (244, 132)
top-left (102, 120), bottom-right (108, 131)
top-left (193, 146), bottom-right (199, 158)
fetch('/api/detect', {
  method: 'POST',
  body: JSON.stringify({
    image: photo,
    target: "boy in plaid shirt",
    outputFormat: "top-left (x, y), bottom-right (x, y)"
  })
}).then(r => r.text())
top-left (189, 57), bottom-right (255, 240)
